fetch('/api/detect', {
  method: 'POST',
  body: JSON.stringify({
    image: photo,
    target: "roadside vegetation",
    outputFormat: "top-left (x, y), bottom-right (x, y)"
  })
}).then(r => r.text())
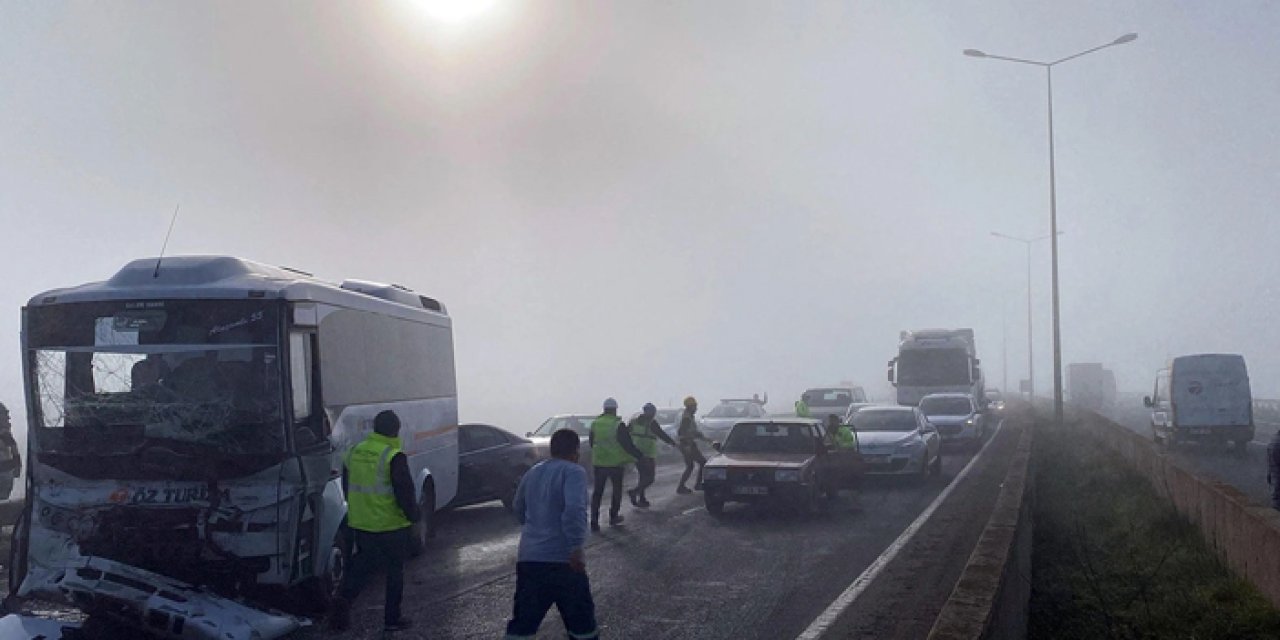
top-left (1029, 419), bottom-right (1280, 639)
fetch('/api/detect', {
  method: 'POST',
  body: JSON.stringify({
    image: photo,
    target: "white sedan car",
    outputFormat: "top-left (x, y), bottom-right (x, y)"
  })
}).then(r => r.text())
top-left (849, 406), bottom-right (941, 478)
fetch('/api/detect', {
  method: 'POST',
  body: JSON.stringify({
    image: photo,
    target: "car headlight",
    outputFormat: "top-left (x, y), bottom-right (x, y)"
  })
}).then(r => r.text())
top-left (775, 469), bottom-right (801, 482)
top-left (704, 467), bottom-right (727, 482)
top-left (964, 418), bottom-right (976, 426)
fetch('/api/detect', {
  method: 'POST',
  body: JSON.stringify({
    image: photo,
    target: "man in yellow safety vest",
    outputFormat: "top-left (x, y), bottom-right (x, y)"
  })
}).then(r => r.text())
top-left (589, 398), bottom-right (644, 531)
top-left (329, 410), bottom-right (420, 633)
top-left (627, 403), bottom-right (678, 508)
top-left (795, 394), bottom-right (812, 418)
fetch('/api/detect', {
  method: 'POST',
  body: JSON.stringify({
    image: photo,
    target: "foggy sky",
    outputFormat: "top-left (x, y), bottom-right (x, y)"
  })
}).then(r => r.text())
top-left (2, 1), bottom-right (1279, 438)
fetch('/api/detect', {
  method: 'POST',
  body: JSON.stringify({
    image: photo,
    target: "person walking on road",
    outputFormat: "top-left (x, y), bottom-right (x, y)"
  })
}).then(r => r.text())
top-left (825, 414), bottom-right (857, 450)
top-left (329, 410), bottom-right (420, 633)
top-left (590, 398), bottom-right (643, 531)
top-left (627, 403), bottom-right (678, 508)
top-left (1269, 429), bottom-right (1280, 511)
top-left (795, 393), bottom-right (811, 418)
top-left (677, 396), bottom-right (711, 495)
top-left (0, 403), bottom-right (21, 501)
top-left (504, 428), bottom-right (599, 640)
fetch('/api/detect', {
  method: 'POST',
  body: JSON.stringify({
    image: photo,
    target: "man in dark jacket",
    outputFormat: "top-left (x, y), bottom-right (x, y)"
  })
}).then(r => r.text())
top-left (330, 410), bottom-right (421, 633)
top-left (627, 403), bottom-right (678, 508)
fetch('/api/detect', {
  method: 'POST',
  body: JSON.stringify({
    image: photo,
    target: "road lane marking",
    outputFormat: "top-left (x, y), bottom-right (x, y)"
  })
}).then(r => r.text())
top-left (794, 418), bottom-right (1007, 640)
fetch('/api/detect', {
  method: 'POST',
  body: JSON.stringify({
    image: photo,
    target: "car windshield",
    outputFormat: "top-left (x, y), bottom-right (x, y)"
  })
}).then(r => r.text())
top-left (707, 402), bottom-right (751, 418)
top-left (534, 415), bottom-right (592, 437)
top-left (897, 349), bottom-right (972, 386)
top-left (853, 410), bottom-right (918, 432)
top-left (920, 397), bottom-right (974, 416)
top-left (27, 300), bottom-right (285, 457)
top-left (804, 388), bottom-right (854, 407)
top-left (722, 424), bottom-right (815, 455)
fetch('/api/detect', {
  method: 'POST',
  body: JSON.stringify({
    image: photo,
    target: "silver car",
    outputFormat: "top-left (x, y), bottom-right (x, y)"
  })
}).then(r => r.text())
top-left (849, 406), bottom-right (942, 477)
top-left (527, 413), bottom-right (596, 478)
top-left (919, 393), bottom-right (986, 449)
top-left (842, 402), bottom-right (877, 423)
top-left (700, 399), bottom-right (769, 444)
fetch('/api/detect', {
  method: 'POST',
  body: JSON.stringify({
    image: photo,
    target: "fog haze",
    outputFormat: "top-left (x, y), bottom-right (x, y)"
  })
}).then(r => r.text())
top-left (3, 1), bottom-right (1279, 438)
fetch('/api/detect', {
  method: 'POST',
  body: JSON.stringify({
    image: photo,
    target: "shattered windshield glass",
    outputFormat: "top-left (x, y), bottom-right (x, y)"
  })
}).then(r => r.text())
top-left (27, 300), bottom-right (285, 457)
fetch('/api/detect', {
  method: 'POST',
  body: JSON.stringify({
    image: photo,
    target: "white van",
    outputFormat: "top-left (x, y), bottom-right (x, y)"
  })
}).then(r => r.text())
top-left (10, 256), bottom-right (459, 633)
top-left (1144, 354), bottom-right (1253, 451)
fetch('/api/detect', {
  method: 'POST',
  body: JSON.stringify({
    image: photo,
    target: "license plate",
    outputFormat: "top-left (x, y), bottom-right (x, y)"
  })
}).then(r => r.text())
top-left (864, 455), bottom-right (890, 464)
top-left (732, 486), bottom-right (768, 495)
top-left (1190, 428), bottom-right (1212, 435)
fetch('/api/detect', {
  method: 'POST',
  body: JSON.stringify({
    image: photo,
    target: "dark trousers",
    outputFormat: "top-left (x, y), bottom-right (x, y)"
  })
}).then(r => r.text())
top-left (1270, 438), bottom-right (1280, 510)
top-left (632, 457), bottom-right (656, 498)
top-left (679, 441), bottom-right (706, 488)
top-left (591, 466), bottom-right (625, 521)
top-left (505, 562), bottom-right (598, 639)
top-left (341, 527), bottom-right (410, 625)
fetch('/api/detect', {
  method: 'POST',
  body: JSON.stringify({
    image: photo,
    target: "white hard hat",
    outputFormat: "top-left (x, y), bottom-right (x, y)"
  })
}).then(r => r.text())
top-left (603, 397), bottom-right (619, 410)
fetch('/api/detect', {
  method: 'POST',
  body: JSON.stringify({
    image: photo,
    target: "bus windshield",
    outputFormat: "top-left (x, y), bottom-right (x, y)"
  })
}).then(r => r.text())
top-left (26, 300), bottom-right (286, 459)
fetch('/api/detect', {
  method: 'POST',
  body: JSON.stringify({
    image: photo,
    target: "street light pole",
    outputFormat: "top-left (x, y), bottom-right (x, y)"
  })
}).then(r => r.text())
top-left (991, 231), bottom-right (1057, 401)
top-left (966, 33), bottom-right (1137, 425)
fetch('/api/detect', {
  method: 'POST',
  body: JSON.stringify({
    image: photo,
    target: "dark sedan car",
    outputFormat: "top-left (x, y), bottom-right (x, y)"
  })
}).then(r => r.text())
top-left (701, 419), bottom-right (862, 515)
top-left (448, 423), bottom-right (539, 511)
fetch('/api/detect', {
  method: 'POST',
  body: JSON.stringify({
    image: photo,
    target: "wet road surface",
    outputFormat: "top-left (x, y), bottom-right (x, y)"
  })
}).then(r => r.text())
top-left (307, 419), bottom-right (1023, 640)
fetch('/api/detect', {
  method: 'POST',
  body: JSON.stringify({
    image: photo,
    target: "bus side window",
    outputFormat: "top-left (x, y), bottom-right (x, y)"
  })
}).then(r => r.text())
top-left (290, 332), bottom-right (324, 448)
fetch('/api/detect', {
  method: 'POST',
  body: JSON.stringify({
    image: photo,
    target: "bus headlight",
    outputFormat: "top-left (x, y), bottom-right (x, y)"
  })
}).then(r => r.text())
top-left (704, 467), bottom-right (727, 482)
top-left (775, 469), bottom-right (801, 482)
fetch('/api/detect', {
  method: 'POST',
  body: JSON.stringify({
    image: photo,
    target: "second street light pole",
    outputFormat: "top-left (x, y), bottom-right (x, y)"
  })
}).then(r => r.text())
top-left (991, 231), bottom-right (1057, 401)
top-left (966, 32), bottom-right (1137, 425)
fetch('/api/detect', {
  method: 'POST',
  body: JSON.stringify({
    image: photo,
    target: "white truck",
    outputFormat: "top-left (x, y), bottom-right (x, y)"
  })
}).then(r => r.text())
top-left (9, 256), bottom-right (460, 638)
top-left (1067, 362), bottom-right (1117, 411)
top-left (887, 329), bottom-right (984, 407)
top-left (1144, 354), bottom-right (1254, 452)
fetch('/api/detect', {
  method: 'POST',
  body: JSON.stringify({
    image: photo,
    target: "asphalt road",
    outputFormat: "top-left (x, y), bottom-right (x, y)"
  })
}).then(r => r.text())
top-left (1104, 402), bottom-right (1277, 508)
top-left (302, 420), bottom-right (1022, 640)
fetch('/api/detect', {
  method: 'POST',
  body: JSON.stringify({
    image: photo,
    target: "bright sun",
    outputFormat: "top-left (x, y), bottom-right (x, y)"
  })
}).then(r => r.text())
top-left (409, 0), bottom-right (499, 26)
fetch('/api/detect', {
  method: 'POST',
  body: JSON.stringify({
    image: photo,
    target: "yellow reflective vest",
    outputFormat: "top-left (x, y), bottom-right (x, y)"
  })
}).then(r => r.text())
top-left (590, 414), bottom-right (634, 467)
top-left (345, 432), bottom-right (412, 533)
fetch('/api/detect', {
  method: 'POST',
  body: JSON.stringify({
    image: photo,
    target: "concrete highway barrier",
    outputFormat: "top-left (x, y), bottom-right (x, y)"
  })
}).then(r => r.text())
top-left (927, 421), bottom-right (1033, 640)
top-left (1076, 409), bottom-right (1280, 609)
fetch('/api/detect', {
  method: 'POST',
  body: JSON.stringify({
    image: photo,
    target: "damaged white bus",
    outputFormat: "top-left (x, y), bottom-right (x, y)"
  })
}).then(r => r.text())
top-left (8, 256), bottom-right (459, 638)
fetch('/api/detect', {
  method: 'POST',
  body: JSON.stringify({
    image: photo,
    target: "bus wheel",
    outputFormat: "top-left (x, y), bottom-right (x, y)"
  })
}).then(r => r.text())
top-left (411, 482), bottom-right (436, 558)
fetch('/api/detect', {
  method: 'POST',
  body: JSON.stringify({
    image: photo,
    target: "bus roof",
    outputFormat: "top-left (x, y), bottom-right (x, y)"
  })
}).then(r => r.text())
top-left (26, 255), bottom-right (449, 322)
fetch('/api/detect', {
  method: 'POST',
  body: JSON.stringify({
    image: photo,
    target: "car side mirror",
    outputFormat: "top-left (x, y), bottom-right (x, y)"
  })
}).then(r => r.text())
top-left (1143, 396), bottom-right (1153, 408)
top-left (712, 441), bottom-right (722, 452)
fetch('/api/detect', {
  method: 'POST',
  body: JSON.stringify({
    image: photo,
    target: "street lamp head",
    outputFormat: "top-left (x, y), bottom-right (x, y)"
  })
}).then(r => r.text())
top-left (963, 49), bottom-right (988, 58)
top-left (1113, 33), bottom-right (1138, 45)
